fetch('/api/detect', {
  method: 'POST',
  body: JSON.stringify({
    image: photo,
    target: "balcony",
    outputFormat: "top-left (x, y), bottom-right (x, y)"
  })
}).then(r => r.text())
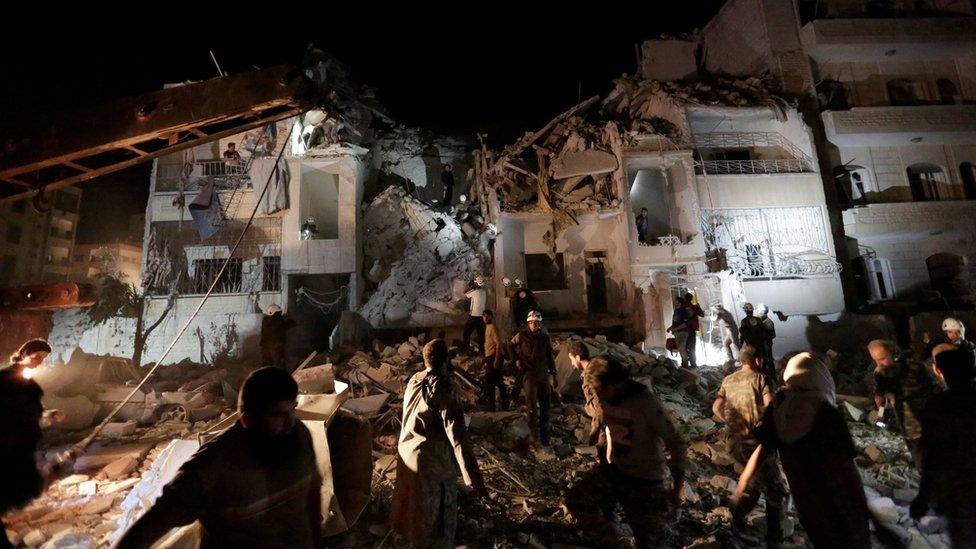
top-left (695, 159), bottom-right (813, 175)
top-left (155, 159), bottom-right (252, 193)
top-left (822, 105), bottom-right (976, 147)
top-left (801, 17), bottom-right (976, 61)
top-left (692, 132), bottom-right (815, 175)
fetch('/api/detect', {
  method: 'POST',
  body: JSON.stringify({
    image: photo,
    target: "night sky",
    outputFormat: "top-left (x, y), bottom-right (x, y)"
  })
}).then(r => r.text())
top-left (0, 5), bottom-right (726, 243)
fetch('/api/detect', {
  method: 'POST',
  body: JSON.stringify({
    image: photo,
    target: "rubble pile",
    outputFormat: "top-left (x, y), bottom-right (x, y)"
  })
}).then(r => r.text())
top-left (358, 186), bottom-right (485, 327)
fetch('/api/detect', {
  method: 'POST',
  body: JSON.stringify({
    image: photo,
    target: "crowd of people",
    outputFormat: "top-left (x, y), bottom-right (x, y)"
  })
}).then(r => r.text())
top-left (3, 306), bottom-right (976, 548)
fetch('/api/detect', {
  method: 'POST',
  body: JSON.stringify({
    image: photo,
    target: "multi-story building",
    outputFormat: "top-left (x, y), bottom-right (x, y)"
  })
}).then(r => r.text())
top-left (71, 242), bottom-right (144, 285)
top-left (697, 0), bottom-right (976, 309)
top-left (0, 187), bottom-right (82, 285)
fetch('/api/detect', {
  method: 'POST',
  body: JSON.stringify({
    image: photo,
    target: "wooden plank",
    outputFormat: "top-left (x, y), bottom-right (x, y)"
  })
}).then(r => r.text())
top-left (123, 145), bottom-right (149, 157)
top-left (62, 161), bottom-right (92, 173)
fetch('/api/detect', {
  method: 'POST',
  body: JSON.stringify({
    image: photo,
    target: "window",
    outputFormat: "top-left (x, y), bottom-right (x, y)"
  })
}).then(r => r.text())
top-left (299, 164), bottom-right (340, 240)
top-left (960, 162), bottom-right (976, 200)
top-left (190, 258), bottom-right (243, 294)
top-left (524, 253), bottom-right (568, 291)
top-left (907, 164), bottom-right (948, 201)
top-left (712, 149), bottom-right (752, 161)
top-left (7, 226), bottom-right (22, 244)
top-left (262, 256), bottom-right (281, 292)
top-left (887, 79), bottom-right (926, 106)
top-left (938, 79), bottom-right (960, 105)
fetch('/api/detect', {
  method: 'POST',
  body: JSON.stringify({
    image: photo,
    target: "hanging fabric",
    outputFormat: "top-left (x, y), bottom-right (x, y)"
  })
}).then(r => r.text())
top-left (251, 157), bottom-right (290, 215)
top-left (189, 180), bottom-right (224, 239)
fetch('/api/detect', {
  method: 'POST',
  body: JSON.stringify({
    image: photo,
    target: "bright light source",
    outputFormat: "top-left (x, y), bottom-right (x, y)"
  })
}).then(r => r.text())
top-left (22, 367), bottom-right (35, 380)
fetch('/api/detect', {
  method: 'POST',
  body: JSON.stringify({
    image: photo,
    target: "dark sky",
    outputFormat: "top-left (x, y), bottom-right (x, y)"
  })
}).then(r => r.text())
top-left (0, 5), bottom-right (726, 243)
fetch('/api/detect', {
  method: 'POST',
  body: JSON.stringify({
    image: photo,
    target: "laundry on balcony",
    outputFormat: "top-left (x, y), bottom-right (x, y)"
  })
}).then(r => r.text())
top-left (188, 180), bottom-right (224, 240)
top-left (251, 157), bottom-right (290, 214)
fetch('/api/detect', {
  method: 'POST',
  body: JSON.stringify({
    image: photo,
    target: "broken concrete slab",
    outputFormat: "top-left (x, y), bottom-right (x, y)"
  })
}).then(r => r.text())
top-left (78, 480), bottom-right (98, 497)
top-left (102, 456), bottom-right (138, 479)
top-left (73, 443), bottom-right (152, 472)
top-left (98, 421), bottom-right (138, 439)
top-left (341, 394), bottom-right (390, 417)
top-left (294, 364), bottom-right (336, 394)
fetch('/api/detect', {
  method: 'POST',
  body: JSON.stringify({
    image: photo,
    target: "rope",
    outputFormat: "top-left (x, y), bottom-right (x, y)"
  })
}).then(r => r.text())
top-left (70, 121), bottom-right (299, 456)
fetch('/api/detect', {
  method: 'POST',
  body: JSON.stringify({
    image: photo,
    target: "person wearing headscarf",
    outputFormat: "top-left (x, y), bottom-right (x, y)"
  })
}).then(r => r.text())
top-left (390, 340), bottom-right (487, 548)
top-left (732, 353), bottom-right (873, 548)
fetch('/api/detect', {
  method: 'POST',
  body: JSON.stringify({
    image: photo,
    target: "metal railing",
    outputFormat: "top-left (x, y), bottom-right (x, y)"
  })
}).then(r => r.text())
top-left (692, 132), bottom-right (813, 163)
top-left (726, 251), bottom-right (842, 278)
top-left (695, 158), bottom-right (813, 175)
top-left (155, 159), bottom-right (251, 192)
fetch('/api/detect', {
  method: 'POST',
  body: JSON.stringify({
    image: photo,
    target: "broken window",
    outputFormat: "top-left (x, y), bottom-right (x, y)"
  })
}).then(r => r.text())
top-left (938, 78), bottom-right (960, 105)
top-left (887, 79), bottom-right (926, 106)
top-left (299, 164), bottom-right (340, 240)
top-left (907, 164), bottom-right (948, 201)
top-left (191, 257), bottom-right (243, 294)
top-left (524, 253), bottom-right (568, 291)
top-left (262, 256), bottom-right (281, 292)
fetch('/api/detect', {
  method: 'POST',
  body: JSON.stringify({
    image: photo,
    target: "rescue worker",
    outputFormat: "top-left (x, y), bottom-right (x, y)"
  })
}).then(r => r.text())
top-left (565, 357), bottom-right (687, 548)
top-left (865, 339), bottom-right (935, 470)
top-left (1, 339), bottom-right (64, 548)
top-left (509, 310), bottom-right (557, 445)
top-left (568, 341), bottom-right (603, 454)
top-left (117, 367), bottom-right (322, 548)
top-left (440, 163), bottom-right (455, 207)
top-left (911, 347), bottom-right (976, 547)
top-left (733, 353), bottom-right (874, 549)
top-left (481, 310), bottom-right (508, 411)
top-left (712, 304), bottom-right (740, 363)
top-left (667, 298), bottom-right (692, 368)
top-left (260, 304), bottom-right (295, 370)
top-left (683, 293), bottom-right (705, 368)
top-left (391, 340), bottom-right (487, 549)
top-left (739, 303), bottom-right (773, 384)
top-left (712, 345), bottom-right (786, 547)
top-left (942, 317), bottom-right (976, 353)
top-left (509, 279), bottom-right (539, 333)
top-left (462, 275), bottom-right (487, 351)
top-left (755, 303), bottom-right (777, 376)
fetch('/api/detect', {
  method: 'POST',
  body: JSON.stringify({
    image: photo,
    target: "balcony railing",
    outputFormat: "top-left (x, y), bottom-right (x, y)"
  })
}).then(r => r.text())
top-left (695, 158), bottom-right (814, 175)
top-left (727, 251), bottom-right (843, 279)
top-left (155, 159), bottom-right (252, 192)
top-left (693, 132), bottom-right (814, 163)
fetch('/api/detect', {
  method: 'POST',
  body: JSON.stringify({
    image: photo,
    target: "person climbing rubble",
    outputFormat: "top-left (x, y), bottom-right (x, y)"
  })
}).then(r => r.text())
top-left (509, 310), bottom-right (557, 445)
top-left (509, 278), bottom-right (538, 333)
top-left (391, 339), bottom-right (487, 549)
top-left (683, 293), bottom-right (705, 369)
top-left (440, 163), bottom-right (455, 207)
top-left (566, 356), bottom-right (687, 549)
top-left (712, 304), bottom-right (740, 363)
top-left (117, 367), bottom-right (322, 549)
top-left (1, 339), bottom-right (66, 549)
top-left (481, 310), bottom-right (508, 411)
top-left (462, 275), bottom-right (487, 351)
top-left (865, 339), bottom-right (935, 470)
top-left (712, 344), bottom-right (786, 547)
top-left (755, 304), bottom-right (777, 375)
top-left (733, 353), bottom-right (878, 549)
top-left (739, 303), bottom-right (774, 385)
top-left (568, 341), bottom-right (607, 462)
top-left (911, 347), bottom-right (976, 548)
top-left (260, 304), bottom-right (295, 370)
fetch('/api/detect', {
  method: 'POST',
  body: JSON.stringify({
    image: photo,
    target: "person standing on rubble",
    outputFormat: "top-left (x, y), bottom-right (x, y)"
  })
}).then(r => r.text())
top-left (481, 310), bottom-right (508, 411)
top-left (635, 207), bottom-right (649, 245)
top-left (260, 304), bottom-right (295, 370)
top-left (756, 304), bottom-right (777, 376)
top-left (462, 275), bottom-right (487, 351)
top-left (440, 163), bottom-right (455, 207)
top-left (733, 353), bottom-right (875, 549)
top-left (565, 357), bottom-right (687, 548)
top-left (1, 339), bottom-right (67, 549)
top-left (739, 303), bottom-right (773, 384)
top-left (712, 344), bottom-right (787, 547)
top-left (712, 304), bottom-right (740, 363)
top-left (117, 367), bottom-right (322, 549)
top-left (391, 339), bottom-right (487, 549)
top-left (910, 347), bottom-right (976, 547)
top-left (668, 298), bottom-right (692, 368)
top-left (865, 339), bottom-right (935, 470)
top-left (509, 278), bottom-right (538, 333)
top-left (682, 293), bottom-right (704, 369)
top-left (509, 310), bottom-right (557, 445)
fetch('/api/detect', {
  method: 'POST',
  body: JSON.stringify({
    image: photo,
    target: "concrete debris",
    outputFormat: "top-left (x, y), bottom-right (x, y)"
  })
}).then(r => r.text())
top-left (97, 421), bottom-right (137, 439)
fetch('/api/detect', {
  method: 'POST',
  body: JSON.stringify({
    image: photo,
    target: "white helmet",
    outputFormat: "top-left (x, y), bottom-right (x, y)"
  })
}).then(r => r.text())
top-left (742, 302), bottom-right (754, 312)
top-left (942, 317), bottom-right (966, 339)
top-left (503, 277), bottom-right (512, 287)
top-left (755, 303), bottom-right (769, 316)
top-left (473, 275), bottom-right (485, 286)
top-left (514, 278), bottom-right (524, 288)
top-left (526, 310), bottom-right (543, 322)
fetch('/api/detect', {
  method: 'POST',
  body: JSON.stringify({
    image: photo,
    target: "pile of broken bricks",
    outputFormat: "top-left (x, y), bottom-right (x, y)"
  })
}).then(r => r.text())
top-left (7, 334), bottom-right (954, 548)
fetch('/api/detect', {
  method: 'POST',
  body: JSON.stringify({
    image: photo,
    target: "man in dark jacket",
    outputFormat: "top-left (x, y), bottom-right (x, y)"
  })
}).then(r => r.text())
top-left (261, 304), bottom-right (295, 370)
top-left (118, 367), bottom-right (322, 549)
top-left (509, 310), bottom-right (557, 445)
top-left (441, 164), bottom-right (455, 207)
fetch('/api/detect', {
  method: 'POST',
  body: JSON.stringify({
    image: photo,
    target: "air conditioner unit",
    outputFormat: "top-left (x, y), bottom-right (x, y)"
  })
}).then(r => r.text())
top-left (863, 257), bottom-right (895, 301)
